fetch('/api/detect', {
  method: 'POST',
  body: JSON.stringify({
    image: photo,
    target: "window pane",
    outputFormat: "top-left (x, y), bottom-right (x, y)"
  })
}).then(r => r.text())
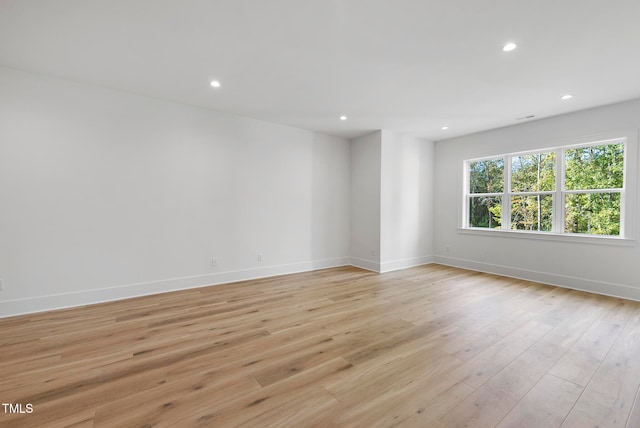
top-left (510, 194), bottom-right (553, 231)
top-left (469, 196), bottom-right (502, 228)
top-left (565, 193), bottom-right (621, 235)
top-left (565, 142), bottom-right (624, 190)
top-left (511, 152), bottom-right (555, 192)
top-left (469, 158), bottom-right (504, 193)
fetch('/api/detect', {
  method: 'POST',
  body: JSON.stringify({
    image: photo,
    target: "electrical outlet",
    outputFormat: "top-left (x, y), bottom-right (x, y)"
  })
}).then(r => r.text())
top-left (258, 253), bottom-right (263, 262)
top-left (211, 259), bottom-right (217, 268)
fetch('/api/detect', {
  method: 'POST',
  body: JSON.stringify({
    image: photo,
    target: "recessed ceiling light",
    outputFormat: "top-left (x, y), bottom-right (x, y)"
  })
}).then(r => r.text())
top-left (339, 115), bottom-right (347, 121)
top-left (210, 80), bottom-right (221, 88)
top-left (441, 126), bottom-right (449, 130)
top-left (502, 42), bottom-right (517, 52)
top-left (561, 94), bottom-right (573, 100)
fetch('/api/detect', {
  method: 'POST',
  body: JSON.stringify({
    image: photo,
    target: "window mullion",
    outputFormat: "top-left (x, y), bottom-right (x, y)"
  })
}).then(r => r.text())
top-left (551, 148), bottom-right (563, 233)
top-left (503, 156), bottom-right (511, 230)
top-left (620, 144), bottom-right (626, 235)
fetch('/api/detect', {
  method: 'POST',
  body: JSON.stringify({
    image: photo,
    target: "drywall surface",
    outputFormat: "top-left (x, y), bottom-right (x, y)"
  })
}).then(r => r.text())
top-left (380, 131), bottom-right (434, 272)
top-left (0, 67), bottom-right (350, 316)
top-left (434, 99), bottom-right (640, 300)
top-left (349, 132), bottom-right (382, 271)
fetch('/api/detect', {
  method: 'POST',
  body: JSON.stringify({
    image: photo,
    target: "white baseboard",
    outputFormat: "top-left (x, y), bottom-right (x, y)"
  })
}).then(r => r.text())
top-left (348, 255), bottom-right (434, 273)
top-left (0, 257), bottom-right (351, 318)
top-left (434, 255), bottom-right (640, 302)
top-left (11, 254), bottom-right (628, 319)
top-left (349, 257), bottom-right (381, 272)
top-left (379, 255), bottom-right (434, 273)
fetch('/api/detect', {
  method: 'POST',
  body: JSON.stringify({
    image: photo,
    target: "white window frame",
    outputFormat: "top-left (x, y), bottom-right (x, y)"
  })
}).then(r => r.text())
top-left (460, 130), bottom-right (638, 245)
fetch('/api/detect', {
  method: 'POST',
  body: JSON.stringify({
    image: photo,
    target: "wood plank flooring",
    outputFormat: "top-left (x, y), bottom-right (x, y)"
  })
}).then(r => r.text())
top-left (2, 264), bottom-right (640, 427)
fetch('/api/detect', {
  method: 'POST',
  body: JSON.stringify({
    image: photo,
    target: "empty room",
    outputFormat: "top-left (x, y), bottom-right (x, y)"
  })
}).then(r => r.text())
top-left (2, 1), bottom-right (640, 427)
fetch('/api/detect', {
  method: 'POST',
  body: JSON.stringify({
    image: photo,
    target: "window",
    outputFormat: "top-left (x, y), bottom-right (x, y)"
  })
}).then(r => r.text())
top-left (564, 143), bottom-right (624, 235)
top-left (468, 158), bottom-right (503, 228)
top-left (464, 138), bottom-right (628, 238)
top-left (510, 151), bottom-right (555, 232)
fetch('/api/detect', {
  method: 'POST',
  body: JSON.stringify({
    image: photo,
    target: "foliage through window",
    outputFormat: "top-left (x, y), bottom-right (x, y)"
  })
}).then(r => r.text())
top-left (468, 158), bottom-right (503, 228)
top-left (465, 139), bottom-right (626, 237)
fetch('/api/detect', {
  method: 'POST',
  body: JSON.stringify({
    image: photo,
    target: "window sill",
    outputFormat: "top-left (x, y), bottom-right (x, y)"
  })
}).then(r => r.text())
top-left (457, 228), bottom-right (637, 246)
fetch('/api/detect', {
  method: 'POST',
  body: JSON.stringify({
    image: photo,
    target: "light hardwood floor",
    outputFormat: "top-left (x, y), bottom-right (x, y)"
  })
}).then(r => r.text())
top-left (2, 264), bottom-right (640, 427)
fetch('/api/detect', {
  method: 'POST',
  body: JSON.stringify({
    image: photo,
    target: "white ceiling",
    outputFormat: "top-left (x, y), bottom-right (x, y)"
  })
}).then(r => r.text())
top-left (1, 0), bottom-right (640, 141)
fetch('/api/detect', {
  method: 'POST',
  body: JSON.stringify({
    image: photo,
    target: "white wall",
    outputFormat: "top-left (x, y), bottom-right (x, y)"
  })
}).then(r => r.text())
top-left (349, 130), bottom-right (435, 272)
top-left (0, 67), bottom-right (350, 317)
top-left (7, 58), bottom-right (634, 316)
top-left (380, 131), bottom-right (434, 272)
top-left (434, 99), bottom-right (640, 300)
top-left (349, 132), bottom-right (382, 271)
